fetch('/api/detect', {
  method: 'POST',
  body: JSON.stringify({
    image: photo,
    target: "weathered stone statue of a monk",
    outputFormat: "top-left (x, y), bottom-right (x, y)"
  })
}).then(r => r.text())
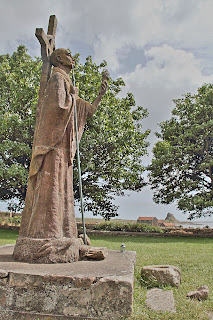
top-left (13, 48), bottom-right (108, 263)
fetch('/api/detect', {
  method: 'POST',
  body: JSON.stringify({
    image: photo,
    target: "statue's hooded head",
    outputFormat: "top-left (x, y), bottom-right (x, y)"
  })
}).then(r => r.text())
top-left (50, 48), bottom-right (74, 68)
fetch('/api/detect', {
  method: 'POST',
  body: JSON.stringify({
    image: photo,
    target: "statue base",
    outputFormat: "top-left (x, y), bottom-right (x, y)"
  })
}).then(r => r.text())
top-left (13, 237), bottom-right (83, 263)
top-left (0, 245), bottom-right (136, 319)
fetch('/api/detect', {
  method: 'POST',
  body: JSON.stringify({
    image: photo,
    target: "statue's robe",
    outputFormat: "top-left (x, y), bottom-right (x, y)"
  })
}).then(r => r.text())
top-left (19, 67), bottom-right (96, 240)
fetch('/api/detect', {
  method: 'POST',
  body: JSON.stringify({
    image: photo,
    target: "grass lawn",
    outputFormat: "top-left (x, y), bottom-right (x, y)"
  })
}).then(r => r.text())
top-left (0, 229), bottom-right (19, 245)
top-left (0, 230), bottom-right (212, 319)
top-left (91, 235), bottom-right (213, 320)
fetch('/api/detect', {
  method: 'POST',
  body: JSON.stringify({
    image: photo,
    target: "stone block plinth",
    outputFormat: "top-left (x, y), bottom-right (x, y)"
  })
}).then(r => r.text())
top-left (0, 245), bottom-right (136, 320)
top-left (141, 265), bottom-right (181, 288)
top-left (145, 288), bottom-right (176, 313)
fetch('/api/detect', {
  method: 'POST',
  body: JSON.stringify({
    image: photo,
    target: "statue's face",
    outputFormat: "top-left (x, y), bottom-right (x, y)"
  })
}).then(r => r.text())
top-left (57, 50), bottom-right (74, 68)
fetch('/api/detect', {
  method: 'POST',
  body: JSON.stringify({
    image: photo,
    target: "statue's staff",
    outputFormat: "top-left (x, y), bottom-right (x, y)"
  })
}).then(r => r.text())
top-left (72, 68), bottom-right (109, 245)
top-left (72, 66), bottom-right (87, 245)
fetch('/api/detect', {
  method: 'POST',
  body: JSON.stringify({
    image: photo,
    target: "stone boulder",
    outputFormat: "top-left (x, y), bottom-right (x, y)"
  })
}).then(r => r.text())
top-left (141, 265), bottom-right (181, 287)
top-left (187, 286), bottom-right (209, 300)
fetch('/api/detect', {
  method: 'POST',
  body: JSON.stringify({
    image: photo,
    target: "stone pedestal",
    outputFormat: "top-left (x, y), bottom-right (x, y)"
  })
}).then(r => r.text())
top-left (0, 245), bottom-right (136, 320)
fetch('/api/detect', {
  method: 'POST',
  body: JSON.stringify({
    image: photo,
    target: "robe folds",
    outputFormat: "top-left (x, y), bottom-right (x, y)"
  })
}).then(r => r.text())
top-left (19, 67), bottom-right (96, 239)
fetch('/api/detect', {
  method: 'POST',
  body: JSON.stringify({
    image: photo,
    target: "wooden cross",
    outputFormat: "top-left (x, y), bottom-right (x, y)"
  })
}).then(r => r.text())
top-left (35, 15), bottom-right (57, 105)
top-left (34, 15), bottom-right (58, 141)
top-left (36, 15), bottom-right (57, 64)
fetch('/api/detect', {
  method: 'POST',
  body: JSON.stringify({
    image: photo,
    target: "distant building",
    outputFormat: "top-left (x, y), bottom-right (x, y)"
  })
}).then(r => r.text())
top-left (159, 222), bottom-right (175, 228)
top-left (137, 217), bottom-right (158, 227)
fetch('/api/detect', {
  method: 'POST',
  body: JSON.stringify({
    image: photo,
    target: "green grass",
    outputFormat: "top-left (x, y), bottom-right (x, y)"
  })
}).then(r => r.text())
top-left (0, 229), bottom-right (19, 245)
top-left (0, 230), bottom-right (212, 319)
top-left (90, 235), bottom-right (213, 320)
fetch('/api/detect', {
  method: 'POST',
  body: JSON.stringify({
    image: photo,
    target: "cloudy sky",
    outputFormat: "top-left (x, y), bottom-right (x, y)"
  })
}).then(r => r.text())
top-left (0, 0), bottom-right (213, 222)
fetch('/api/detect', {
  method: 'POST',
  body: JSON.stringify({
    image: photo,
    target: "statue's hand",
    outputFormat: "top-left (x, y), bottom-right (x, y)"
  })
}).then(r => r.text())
top-left (99, 79), bottom-right (108, 96)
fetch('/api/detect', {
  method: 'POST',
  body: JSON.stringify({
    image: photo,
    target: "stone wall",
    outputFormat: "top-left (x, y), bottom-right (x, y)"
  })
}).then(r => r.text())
top-left (0, 223), bottom-right (212, 238)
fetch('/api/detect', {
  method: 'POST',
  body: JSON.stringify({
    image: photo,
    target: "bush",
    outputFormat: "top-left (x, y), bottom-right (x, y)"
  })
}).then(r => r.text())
top-left (94, 222), bottom-right (163, 233)
top-left (0, 211), bottom-right (11, 217)
top-left (11, 215), bottom-right (22, 226)
top-left (0, 215), bottom-right (22, 226)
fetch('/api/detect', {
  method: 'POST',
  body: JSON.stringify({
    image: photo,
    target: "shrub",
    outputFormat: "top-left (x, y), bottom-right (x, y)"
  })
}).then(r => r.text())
top-left (11, 215), bottom-right (22, 226)
top-left (94, 222), bottom-right (163, 233)
top-left (0, 215), bottom-right (22, 226)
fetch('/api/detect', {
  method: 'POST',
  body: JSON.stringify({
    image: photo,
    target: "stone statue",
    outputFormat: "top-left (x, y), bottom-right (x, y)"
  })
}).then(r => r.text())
top-left (13, 48), bottom-right (108, 263)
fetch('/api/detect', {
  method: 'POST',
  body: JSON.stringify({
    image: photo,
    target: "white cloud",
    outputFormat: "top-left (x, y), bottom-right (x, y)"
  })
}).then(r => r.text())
top-left (62, 0), bottom-right (213, 71)
top-left (122, 45), bottom-right (213, 126)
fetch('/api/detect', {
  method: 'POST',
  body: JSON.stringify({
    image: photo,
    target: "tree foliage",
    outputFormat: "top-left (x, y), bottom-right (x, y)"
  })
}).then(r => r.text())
top-left (148, 84), bottom-right (213, 219)
top-left (0, 46), bottom-right (41, 210)
top-left (0, 46), bottom-right (150, 219)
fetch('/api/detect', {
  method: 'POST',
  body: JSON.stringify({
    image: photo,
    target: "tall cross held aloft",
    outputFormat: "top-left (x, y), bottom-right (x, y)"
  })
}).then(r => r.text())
top-left (35, 15), bottom-right (58, 122)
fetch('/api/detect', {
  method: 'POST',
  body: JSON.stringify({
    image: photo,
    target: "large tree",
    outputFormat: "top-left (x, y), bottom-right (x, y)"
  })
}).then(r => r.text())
top-left (0, 46), bottom-right (150, 220)
top-left (148, 84), bottom-right (213, 219)
top-left (0, 46), bottom-right (41, 211)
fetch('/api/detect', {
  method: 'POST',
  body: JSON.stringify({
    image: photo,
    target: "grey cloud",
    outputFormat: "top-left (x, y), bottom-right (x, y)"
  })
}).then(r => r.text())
top-left (1, 0), bottom-right (213, 72)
